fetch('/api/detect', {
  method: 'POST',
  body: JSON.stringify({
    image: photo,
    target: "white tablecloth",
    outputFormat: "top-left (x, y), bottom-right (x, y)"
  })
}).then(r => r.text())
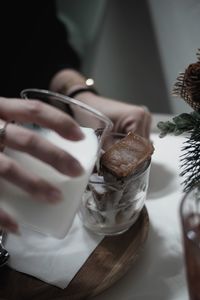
top-left (5, 119), bottom-right (190, 299)
top-left (93, 132), bottom-right (189, 300)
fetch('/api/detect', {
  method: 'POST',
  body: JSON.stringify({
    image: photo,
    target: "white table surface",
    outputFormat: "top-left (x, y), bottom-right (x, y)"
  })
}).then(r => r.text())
top-left (93, 114), bottom-right (189, 300)
top-left (5, 114), bottom-right (190, 299)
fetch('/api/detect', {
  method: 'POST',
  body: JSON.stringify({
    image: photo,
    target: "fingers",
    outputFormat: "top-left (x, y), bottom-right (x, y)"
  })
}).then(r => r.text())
top-left (0, 209), bottom-right (18, 233)
top-left (4, 123), bottom-right (83, 177)
top-left (0, 97), bottom-right (86, 235)
top-left (113, 106), bottom-right (152, 138)
top-left (0, 153), bottom-right (62, 203)
top-left (143, 108), bottom-right (152, 138)
top-left (125, 112), bottom-right (151, 138)
top-left (0, 98), bottom-right (84, 141)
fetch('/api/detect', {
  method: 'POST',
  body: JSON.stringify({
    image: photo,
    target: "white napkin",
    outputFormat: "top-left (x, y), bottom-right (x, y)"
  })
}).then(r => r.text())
top-left (5, 214), bottom-right (103, 289)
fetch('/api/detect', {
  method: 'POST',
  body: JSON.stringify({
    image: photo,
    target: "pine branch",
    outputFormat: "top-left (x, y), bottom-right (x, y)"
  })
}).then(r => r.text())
top-left (157, 112), bottom-right (200, 137)
top-left (180, 127), bottom-right (200, 191)
top-left (157, 49), bottom-right (200, 192)
top-left (157, 111), bottom-right (200, 191)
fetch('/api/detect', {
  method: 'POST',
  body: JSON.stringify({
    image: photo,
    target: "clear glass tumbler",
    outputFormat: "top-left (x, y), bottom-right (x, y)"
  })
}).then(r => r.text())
top-left (180, 184), bottom-right (200, 300)
top-left (79, 132), bottom-right (151, 235)
top-left (0, 89), bottom-right (112, 238)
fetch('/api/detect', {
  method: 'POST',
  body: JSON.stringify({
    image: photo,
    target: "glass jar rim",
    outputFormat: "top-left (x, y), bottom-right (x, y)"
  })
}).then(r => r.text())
top-left (20, 88), bottom-right (113, 132)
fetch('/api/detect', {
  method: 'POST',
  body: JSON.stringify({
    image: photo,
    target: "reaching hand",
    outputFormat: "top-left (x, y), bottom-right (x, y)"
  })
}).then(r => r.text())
top-left (75, 93), bottom-right (152, 138)
top-left (111, 103), bottom-right (151, 138)
top-left (50, 69), bottom-right (152, 138)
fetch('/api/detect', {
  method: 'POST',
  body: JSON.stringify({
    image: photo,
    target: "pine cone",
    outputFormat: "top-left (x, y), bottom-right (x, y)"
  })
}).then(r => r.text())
top-left (173, 62), bottom-right (200, 111)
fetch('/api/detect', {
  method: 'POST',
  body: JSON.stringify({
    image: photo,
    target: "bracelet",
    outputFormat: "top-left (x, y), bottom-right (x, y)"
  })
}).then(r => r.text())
top-left (66, 78), bottom-right (99, 98)
top-left (67, 86), bottom-right (98, 98)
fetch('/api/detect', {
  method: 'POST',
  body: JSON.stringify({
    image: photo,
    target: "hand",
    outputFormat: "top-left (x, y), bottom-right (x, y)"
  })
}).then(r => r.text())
top-left (50, 69), bottom-right (152, 138)
top-left (75, 93), bottom-right (152, 138)
top-left (0, 97), bottom-right (84, 233)
top-left (110, 103), bottom-right (151, 138)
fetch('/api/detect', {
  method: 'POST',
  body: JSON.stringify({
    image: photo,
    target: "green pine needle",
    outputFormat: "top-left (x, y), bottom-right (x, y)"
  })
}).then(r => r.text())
top-left (157, 111), bottom-right (200, 191)
top-left (180, 128), bottom-right (200, 191)
top-left (157, 112), bottom-right (200, 137)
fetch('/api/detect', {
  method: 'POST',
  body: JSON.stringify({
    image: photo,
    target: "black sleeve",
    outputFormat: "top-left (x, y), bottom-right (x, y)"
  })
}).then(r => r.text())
top-left (2, 1), bottom-right (81, 97)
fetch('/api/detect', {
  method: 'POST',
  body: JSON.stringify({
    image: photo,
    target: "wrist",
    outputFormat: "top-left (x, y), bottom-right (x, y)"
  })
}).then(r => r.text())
top-left (66, 84), bottom-right (98, 99)
top-left (50, 69), bottom-right (98, 98)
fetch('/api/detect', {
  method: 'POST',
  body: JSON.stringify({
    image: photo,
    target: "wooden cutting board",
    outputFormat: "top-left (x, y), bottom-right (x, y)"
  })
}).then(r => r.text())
top-left (0, 206), bottom-right (149, 300)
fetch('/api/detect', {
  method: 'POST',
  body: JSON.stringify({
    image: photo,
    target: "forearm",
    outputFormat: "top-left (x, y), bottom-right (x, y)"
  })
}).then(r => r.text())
top-left (49, 69), bottom-right (152, 137)
top-left (50, 69), bottom-right (130, 119)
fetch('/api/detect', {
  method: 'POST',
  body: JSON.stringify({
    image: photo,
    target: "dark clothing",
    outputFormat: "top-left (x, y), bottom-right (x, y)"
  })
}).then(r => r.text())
top-left (0, 1), bottom-right (80, 98)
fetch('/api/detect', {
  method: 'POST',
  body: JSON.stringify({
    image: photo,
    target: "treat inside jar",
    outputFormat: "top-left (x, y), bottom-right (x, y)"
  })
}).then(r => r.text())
top-left (100, 132), bottom-right (154, 179)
